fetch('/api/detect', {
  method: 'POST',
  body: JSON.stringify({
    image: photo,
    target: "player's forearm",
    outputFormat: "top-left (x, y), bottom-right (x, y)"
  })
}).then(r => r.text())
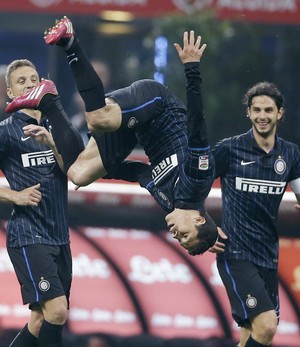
top-left (184, 62), bottom-right (208, 148)
top-left (0, 187), bottom-right (17, 204)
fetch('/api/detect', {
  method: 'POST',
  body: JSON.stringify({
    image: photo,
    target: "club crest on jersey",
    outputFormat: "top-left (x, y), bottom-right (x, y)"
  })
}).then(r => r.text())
top-left (127, 117), bottom-right (138, 128)
top-left (38, 277), bottom-right (50, 292)
top-left (246, 295), bottom-right (257, 309)
top-left (157, 190), bottom-right (171, 207)
top-left (274, 157), bottom-right (286, 175)
top-left (198, 155), bottom-right (209, 170)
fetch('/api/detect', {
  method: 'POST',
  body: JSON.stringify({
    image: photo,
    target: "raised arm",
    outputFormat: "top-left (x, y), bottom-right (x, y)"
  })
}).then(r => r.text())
top-left (174, 30), bottom-right (208, 149)
top-left (174, 30), bottom-right (206, 64)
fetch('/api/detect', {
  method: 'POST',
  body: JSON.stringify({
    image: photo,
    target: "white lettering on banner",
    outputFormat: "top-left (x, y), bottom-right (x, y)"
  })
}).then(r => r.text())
top-left (0, 304), bottom-right (30, 318)
top-left (236, 177), bottom-right (286, 195)
top-left (72, 253), bottom-right (110, 278)
top-left (152, 313), bottom-right (218, 329)
top-left (277, 320), bottom-right (299, 334)
top-left (128, 256), bottom-right (192, 284)
top-left (0, 248), bottom-right (14, 272)
top-left (69, 0), bottom-right (146, 6)
top-left (84, 227), bottom-right (151, 240)
top-left (173, 0), bottom-right (212, 13)
top-left (30, 0), bottom-right (62, 8)
top-left (69, 307), bottom-right (136, 323)
top-left (21, 150), bottom-right (55, 167)
top-left (217, 0), bottom-right (297, 12)
top-left (209, 260), bottom-right (224, 286)
top-left (96, 194), bottom-right (121, 205)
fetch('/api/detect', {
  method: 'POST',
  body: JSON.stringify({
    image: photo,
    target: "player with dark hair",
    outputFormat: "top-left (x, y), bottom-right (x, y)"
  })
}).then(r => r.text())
top-left (6, 18), bottom-right (219, 256)
top-left (211, 81), bottom-right (300, 347)
top-left (1, 59), bottom-right (83, 347)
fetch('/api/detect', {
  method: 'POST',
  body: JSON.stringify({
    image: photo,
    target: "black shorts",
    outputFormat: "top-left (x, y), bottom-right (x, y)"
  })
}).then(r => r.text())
top-left (217, 259), bottom-right (279, 327)
top-left (7, 244), bottom-right (72, 309)
top-left (92, 129), bottom-right (137, 174)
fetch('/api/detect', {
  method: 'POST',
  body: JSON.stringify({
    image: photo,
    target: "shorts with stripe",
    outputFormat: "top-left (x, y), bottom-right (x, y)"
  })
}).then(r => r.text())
top-left (8, 244), bottom-right (72, 309)
top-left (217, 259), bottom-right (279, 327)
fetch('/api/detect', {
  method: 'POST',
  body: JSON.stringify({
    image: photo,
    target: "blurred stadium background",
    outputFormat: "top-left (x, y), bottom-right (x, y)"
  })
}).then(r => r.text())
top-left (0, 1), bottom-right (300, 346)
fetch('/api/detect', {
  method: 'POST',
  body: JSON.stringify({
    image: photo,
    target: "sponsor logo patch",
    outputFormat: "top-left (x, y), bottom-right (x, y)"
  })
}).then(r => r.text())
top-left (21, 150), bottom-right (55, 167)
top-left (236, 177), bottom-right (286, 195)
top-left (241, 160), bottom-right (256, 166)
top-left (152, 154), bottom-right (178, 184)
top-left (198, 155), bottom-right (209, 170)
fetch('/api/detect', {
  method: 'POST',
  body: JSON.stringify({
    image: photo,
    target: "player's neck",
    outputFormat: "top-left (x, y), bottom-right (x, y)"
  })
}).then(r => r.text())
top-left (22, 108), bottom-right (42, 123)
top-left (253, 129), bottom-right (276, 153)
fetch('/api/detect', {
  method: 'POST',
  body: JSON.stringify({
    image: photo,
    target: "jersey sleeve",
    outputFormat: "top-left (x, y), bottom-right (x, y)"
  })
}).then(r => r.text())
top-left (184, 62), bottom-right (208, 148)
top-left (289, 143), bottom-right (300, 181)
top-left (211, 138), bottom-right (230, 178)
top-left (0, 125), bottom-right (9, 165)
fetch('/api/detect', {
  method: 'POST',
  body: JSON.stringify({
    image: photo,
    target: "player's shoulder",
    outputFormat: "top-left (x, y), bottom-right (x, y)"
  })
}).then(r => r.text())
top-left (278, 136), bottom-right (298, 147)
top-left (0, 115), bottom-right (14, 136)
top-left (215, 132), bottom-right (247, 146)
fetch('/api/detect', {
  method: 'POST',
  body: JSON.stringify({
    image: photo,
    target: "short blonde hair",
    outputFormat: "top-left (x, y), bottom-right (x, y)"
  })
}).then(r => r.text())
top-left (5, 59), bottom-right (37, 88)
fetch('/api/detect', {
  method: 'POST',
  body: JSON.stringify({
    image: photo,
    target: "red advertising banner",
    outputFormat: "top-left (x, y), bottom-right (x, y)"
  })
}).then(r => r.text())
top-left (216, 0), bottom-right (300, 25)
top-left (0, 0), bottom-right (181, 17)
top-left (279, 238), bottom-right (300, 309)
top-left (0, 0), bottom-right (299, 24)
top-left (68, 229), bottom-right (143, 335)
top-left (81, 226), bottom-right (225, 339)
top-left (0, 229), bottom-right (30, 330)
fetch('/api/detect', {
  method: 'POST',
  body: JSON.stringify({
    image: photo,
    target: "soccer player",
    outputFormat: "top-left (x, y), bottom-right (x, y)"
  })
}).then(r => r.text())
top-left (6, 18), bottom-right (218, 256)
top-left (211, 82), bottom-right (300, 347)
top-left (0, 59), bottom-right (83, 347)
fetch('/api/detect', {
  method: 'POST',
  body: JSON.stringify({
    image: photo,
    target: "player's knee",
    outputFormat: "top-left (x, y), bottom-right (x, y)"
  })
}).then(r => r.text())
top-left (46, 304), bottom-right (68, 325)
top-left (252, 312), bottom-right (277, 344)
top-left (43, 296), bottom-right (68, 325)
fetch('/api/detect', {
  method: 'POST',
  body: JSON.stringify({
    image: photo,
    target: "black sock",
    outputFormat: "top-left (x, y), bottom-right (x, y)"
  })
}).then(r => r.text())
top-left (245, 335), bottom-right (269, 347)
top-left (65, 39), bottom-right (106, 111)
top-left (9, 323), bottom-right (38, 347)
top-left (39, 94), bottom-right (84, 173)
top-left (38, 320), bottom-right (64, 347)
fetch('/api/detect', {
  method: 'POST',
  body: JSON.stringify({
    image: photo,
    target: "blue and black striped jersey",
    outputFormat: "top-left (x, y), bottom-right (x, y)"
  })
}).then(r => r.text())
top-left (106, 63), bottom-right (214, 212)
top-left (0, 112), bottom-right (69, 247)
top-left (212, 129), bottom-right (300, 268)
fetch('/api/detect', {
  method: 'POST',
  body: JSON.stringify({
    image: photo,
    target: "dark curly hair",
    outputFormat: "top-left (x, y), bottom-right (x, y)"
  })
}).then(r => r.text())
top-left (243, 81), bottom-right (284, 118)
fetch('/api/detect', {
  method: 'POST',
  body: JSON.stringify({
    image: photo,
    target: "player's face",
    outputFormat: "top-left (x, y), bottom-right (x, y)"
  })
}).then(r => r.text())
top-left (7, 66), bottom-right (39, 100)
top-left (165, 209), bottom-right (205, 252)
top-left (248, 95), bottom-right (283, 138)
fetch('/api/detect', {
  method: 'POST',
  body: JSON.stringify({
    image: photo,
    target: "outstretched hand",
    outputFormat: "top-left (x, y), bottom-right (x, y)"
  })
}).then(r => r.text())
top-left (174, 30), bottom-right (207, 64)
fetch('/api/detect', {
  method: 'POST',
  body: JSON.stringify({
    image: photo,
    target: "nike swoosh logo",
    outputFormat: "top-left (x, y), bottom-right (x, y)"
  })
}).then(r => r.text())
top-left (241, 160), bottom-right (256, 166)
top-left (69, 57), bottom-right (78, 65)
top-left (21, 136), bottom-right (31, 142)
